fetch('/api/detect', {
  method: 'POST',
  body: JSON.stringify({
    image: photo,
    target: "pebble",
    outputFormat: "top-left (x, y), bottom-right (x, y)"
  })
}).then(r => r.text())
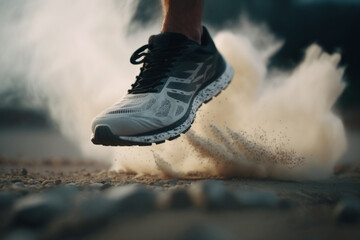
top-left (21, 168), bottom-right (28, 176)
top-left (11, 179), bottom-right (22, 183)
top-left (13, 182), bottom-right (25, 189)
top-left (192, 180), bottom-right (238, 210)
top-left (89, 183), bottom-right (104, 190)
top-left (153, 181), bottom-right (166, 187)
top-left (12, 186), bottom-right (78, 227)
top-left (54, 179), bottom-right (62, 185)
top-left (168, 189), bottom-right (193, 209)
top-left (180, 224), bottom-right (237, 240)
top-left (101, 179), bottom-right (111, 184)
top-left (191, 181), bottom-right (283, 210)
top-left (41, 180), bottom-right (52, 186)
top-left (335, 197), bottom-right (360, 224)
top-left (27, 180), bottom-right (38, 185)
top-left (78, 194), bottom-right (114, 222)
top-left (104, 184), bottom-right (156, 215)
top-left (101, 183), bottom-right (112, 190)
top-left (168, 180), bottom-right (177, 187)
top-left (11, 182), bottom-right (28, 194)
top-left (12, 194), bottom-right (66, 227)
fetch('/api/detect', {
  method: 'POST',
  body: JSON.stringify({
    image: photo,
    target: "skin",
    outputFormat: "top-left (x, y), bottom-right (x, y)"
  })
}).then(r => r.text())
top-left (161, 0), bottom-right (204, 44)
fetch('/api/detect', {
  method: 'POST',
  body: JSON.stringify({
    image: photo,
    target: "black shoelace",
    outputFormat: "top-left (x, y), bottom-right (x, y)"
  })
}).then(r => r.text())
top-left (128, 43), bottom-right (186, 94)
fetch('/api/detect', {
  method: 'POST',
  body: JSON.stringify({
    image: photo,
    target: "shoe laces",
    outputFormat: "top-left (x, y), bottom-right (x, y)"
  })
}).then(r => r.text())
top-left (128, 43), bottom-right (186, 94)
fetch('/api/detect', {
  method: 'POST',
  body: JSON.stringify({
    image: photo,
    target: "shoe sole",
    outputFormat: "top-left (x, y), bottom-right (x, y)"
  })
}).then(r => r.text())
top-left (92, 62), bottom-right (234, 146)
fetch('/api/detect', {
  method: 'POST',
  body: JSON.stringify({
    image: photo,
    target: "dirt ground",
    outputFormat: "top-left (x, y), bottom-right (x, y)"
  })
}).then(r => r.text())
top-left (1, 157), bottom-right (360, 240)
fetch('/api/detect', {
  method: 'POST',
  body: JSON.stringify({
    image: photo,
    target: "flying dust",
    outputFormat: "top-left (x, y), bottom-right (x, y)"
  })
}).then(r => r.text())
top-left (0, 1), bottom-right (347, 180)
top-left (117, 21), bottom-right (347, 181)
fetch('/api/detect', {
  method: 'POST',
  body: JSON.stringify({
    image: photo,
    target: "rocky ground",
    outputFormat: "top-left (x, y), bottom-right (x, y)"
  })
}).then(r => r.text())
top-left (1, 157), bottom-right (360, 240)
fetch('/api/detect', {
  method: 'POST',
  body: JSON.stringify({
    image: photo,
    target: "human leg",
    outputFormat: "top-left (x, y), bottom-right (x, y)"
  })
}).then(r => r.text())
top-left (161, 0), bottom-right (203, 43)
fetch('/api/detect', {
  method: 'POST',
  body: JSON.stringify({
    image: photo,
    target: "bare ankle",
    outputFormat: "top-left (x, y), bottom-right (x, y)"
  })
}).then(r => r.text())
top-left (161, 23), bottom-right (202, 43)
top-left (161, 0), bottom-right (203, 44)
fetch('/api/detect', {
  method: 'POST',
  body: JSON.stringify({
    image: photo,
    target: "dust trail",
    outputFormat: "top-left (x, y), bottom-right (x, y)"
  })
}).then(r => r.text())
top-left (0, 1), bottom-right (347, 179)
top-left (123, 22), bottom-right (347, 180)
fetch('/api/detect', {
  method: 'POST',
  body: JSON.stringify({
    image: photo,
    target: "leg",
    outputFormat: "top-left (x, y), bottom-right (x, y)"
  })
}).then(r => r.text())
top-left (161, 0), bottom-right (203, 43)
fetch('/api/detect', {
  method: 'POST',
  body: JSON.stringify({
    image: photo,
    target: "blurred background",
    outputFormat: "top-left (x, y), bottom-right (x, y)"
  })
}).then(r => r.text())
top-left (0, 0), bottom-right (359, 159)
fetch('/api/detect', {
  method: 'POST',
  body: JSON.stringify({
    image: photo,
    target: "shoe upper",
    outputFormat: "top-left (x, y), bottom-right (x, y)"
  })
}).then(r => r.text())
top-left (92, 27), bottom-right (226, 136)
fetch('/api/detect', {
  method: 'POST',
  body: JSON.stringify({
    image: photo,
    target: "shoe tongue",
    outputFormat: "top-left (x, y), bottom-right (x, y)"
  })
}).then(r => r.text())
top-left (148, 32), bottom-right (192, 48)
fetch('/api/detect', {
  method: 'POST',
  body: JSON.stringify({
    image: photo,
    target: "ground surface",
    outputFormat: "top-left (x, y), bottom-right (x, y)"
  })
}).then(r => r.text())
top-left (1, 157), bottom-right (360, 240)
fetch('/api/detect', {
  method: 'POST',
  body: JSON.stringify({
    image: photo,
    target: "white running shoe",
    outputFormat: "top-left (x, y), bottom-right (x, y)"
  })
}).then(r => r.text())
top-left (91, 27), bottom-right (234, 146)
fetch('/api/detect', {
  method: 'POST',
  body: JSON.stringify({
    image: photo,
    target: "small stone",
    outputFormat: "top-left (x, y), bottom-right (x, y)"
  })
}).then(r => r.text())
top-left (12, 194), bottom-right (68, 227)
top-left (191, 181), bottom-right (238, 210)
top-left (168, 180), bottom-right (177, 187)
top-left (27, 180), bottom-right (37, 185)
top-left (54, 179), bottom-right (62, 185)
top-left (89, 183), bottom-right (104, 190)
top-left (44, 183), bottom-right (54, 188)
top-left (335, 198), bottom-right (360, 224)
top-left (79, 194), bottom-right (114, 222)
top-left (104, 184), bottom-right (156, 215)
top-left (12, 186), bottom-right (78, 227)
top-left (168, 189), bottom-right (192, 209)
top-left (101, 179), bottom-right (111, 184)
top-left (21, 168), bottom-right (28, 176)
top-left (153, 181), bottom-right (166, 187)
top-left (101, 183), bottom-right (112, 190)
top-left (11, 179), bottom-right (22, 183)
top-left (41, 180), bottom-right (52, 186)
top-left (96, 170), bottom-right (107, 176)
top-left (13, 182), bottom-right (25, 189)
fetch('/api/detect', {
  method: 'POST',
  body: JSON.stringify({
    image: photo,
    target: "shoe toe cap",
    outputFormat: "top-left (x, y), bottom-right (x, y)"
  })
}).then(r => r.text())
top-left (91, 114), bottom-right (163, 136)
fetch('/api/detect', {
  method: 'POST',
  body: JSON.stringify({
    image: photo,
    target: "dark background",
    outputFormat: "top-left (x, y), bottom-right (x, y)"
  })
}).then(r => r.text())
top-left (135, 0), bottom-right (360, 110)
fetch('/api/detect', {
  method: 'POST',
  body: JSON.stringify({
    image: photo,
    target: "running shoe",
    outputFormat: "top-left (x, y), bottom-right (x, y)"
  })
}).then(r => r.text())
top-left (91, 27), bottom-right (234, 146)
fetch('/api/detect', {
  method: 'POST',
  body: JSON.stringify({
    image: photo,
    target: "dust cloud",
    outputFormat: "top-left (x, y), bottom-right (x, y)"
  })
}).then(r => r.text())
top-left (0, 0), bottom-right (157, 160)
top-left (119, 22), bottom-right (347, 181)
top-left (0, 1), bottom-right (347, 180)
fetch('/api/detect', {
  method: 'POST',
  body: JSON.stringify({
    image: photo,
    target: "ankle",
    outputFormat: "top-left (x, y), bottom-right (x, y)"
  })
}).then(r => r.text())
top-left (161, 23), bottom-right (202, 44)
top-left (161, 0), bottom-right (203, 44)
